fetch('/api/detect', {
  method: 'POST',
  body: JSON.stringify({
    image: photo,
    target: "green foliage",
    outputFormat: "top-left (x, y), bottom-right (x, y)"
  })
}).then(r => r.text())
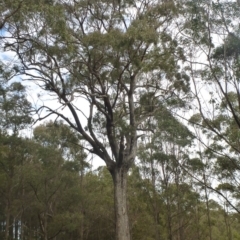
top-left (0, 122), bottom-right (89, 239)
top-left (3, 1), bottom-right (240, 239)
top-left (189, 113), bottom-right (202, 124)
top-left (187, 157), bottom-right (206, 171)
top-left (216, 183), bottom-right (235, 193)
top-left (0, 82), bottom-right (32, 133)
top-left (1, 128), bottom-right (240, 239)
top-left (212, 33), bottom-right (240, 59)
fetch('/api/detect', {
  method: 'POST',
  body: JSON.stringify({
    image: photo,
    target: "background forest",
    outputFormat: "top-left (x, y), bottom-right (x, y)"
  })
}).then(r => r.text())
top-left (1, 0), bottom-right (240, 240)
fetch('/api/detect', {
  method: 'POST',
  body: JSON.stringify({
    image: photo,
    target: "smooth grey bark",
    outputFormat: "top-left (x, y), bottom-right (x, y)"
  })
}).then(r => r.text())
top-left (111, 166), bottom-right (131, 240)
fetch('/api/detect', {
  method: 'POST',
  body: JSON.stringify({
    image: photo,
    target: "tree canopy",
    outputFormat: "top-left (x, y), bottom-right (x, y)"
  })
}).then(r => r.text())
top-left (1, 0), bottom-right (240, 240)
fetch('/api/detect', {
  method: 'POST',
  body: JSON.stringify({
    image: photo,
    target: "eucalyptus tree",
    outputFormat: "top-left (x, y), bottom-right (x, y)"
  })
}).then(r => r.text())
top-left (0, 81), bottom-right (32, 134)
top-left (138, 106), bottom-right (193, 240)
top-left (15, 121), bottom-right (88, 240)
top-left (0, 69), bottom-right (32, 239)
top-left (0, 132), bottom-right (27, 240)
top-left (2, 0), bottom-right (190, 238)
top-left (181, 0), bottom-right (240, 212)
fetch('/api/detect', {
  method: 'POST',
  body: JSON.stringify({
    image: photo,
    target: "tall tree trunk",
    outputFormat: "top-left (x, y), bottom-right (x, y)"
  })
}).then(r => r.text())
top-left (20, 217), bottom-right (24, 240)
top-left (195, 201), bottom-right (201, 240)
top-left (5, 188), bottom-right (12, 240)
top-left (150, 159), bottom-right (161, 240)
top-left (111, 166), bottom-right (131, 240)
top-left (203, 174), bottom-right (212, 240)
top-left (9, 216), bottom-right (13, 240)
top-left (14, 220), bottom-right (19, 240)
top-left (80, 167), bottom-right (84, 240)
top-left (5, 202), bottom-right (10, 240)
top-left (223, 204), bottom-right (232, 240)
